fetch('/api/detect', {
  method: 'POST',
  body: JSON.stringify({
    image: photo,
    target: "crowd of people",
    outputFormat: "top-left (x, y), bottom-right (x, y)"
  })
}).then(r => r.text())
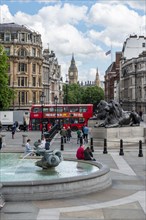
top-left (23, 124), bottom-right (93, 159)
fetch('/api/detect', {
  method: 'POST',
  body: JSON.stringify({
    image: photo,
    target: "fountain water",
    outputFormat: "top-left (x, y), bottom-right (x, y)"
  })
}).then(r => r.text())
top-left (1, 153), bottom-right (112, 201)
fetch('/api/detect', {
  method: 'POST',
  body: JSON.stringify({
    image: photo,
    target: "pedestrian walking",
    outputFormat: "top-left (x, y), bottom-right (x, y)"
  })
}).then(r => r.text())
top-left (83, 125), bottom-right (89, 143)
top-left (60, 127), bottom-right (67, 143)
top-left (11, 123), bottom-right (16, 139)
top-left (66, 126), bottom-right (72, 143)
top-left (23, 120), bottom-right (27, 132)
top-left (77, 129), bottom-right (82, 144)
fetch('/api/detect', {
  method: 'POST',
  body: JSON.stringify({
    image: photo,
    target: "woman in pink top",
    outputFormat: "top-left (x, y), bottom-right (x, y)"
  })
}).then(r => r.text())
top-left (76, 145), bottom-right (85, 160)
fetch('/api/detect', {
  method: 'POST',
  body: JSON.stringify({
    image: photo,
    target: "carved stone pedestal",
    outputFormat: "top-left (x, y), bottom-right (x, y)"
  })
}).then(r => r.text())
top-left (88, 120), bottom-right (145, 147)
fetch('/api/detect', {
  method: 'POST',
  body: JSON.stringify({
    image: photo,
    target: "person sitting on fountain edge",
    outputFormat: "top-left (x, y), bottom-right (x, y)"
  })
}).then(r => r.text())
top-left (76, 144), bottom-right (85, 160)
top-left (25, 139), bottom-right (34, 156)
top-left (84, 147), bottom-right (96, 161)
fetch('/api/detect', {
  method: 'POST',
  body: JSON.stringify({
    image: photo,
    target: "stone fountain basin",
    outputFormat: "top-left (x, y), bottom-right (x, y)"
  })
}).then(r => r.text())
top-left (1, 158), bottom-right (112, 201)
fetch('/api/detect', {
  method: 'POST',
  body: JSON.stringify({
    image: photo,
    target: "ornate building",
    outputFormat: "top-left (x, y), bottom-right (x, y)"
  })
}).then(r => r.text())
top-left (42, 49), bottom-right (63, 104)
top-left (120, 51), bottom-right (146, 113)
top-left (104, 52), bottom-right (122, 102)
top-left (68, 54), bottom-right (78, 84)
top-left (104, 35), bottom-right (146, 114)
top-left (0, 23), bottom-right (62, 109)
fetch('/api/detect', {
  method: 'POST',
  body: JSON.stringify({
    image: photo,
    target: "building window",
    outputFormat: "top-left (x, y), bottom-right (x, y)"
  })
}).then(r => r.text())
top-left (18, 48), bottom-right (27, 57)
top-left (18, 63), bottom-right (27, 72)
top-left (32, 92), bottom-right (37, 104)
top-left (4, 32), bottom-right (11, 42)
top-left (32, 64), bottom-right (36, 74)
top-left (19, 33), bottom-right (25, 42)
top-left (32, 48), bottom-right (36, 56)
top-left (18, 77), bottom-right (27, 87)
top-left (11, 33), bottom-right (17, 41)
top-left (5, 47), bottom-right (10, 55)
top-left (142, 43), bottom-right (145, 47)
top-left (38, 77), bottom-right (41, 87)
top-left (32, 77), bottom-right (36, 86)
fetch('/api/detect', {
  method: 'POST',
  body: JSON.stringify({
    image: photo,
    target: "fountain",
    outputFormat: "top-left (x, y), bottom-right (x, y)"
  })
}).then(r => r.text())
top-left (1, 152), bottom-right (111, 202)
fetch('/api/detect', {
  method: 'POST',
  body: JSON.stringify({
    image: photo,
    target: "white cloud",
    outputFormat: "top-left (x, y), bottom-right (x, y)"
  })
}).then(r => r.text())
top-left (0, 4), bottom-right (14, 22)
top-left (88, 2), bottom-right (143, 40)
top-left (0, 1), bottom-right (145, 83)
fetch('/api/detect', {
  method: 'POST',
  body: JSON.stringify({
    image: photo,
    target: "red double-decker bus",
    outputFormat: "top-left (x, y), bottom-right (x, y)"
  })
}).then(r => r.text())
top-left (29, 104), bottom-right (93, 131)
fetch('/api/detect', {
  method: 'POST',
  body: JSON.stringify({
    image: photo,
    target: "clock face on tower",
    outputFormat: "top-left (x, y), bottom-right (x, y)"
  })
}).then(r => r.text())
top-left (69, 72), bottom-right (74, 76)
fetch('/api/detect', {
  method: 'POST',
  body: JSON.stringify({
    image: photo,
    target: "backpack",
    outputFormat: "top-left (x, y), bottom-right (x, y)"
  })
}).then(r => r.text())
top-left (77, 130), bottom-right (81, 137)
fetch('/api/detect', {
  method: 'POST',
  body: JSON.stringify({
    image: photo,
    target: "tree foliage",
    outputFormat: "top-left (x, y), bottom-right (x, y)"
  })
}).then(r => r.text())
top-left (0, 45), bottom-right (15, 110)
top-left (63, 83), bottom-right (104, 110)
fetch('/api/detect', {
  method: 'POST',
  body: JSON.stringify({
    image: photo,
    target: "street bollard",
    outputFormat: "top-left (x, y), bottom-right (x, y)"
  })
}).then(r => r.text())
top-left (90, 137), bottom-right (94, 152)
top-left (119, 139), bottom-right (124, 155)
top-left (80, 136), bottom-right (83, 146)
top-left (138, 140), bottom-right (143, 157)
top-left (61, 137), bottom-right (64, 151)
top-left (103, 138), bottom-right (108, 154)
top-left (22, 134), bottom-right (28, 147)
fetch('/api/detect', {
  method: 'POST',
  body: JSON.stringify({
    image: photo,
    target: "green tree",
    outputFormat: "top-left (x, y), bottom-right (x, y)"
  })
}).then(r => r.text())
top-left (63, 83), bottom-right (104, 107)
top-left (82, 86), bottom-right (104, 104)
top-left (0, 45), bottom-right (15, 110)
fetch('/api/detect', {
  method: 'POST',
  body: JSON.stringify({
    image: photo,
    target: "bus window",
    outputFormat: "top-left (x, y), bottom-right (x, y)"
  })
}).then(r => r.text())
top-left (57, 107), bottom-right (63, 112)
top-left (64, 106), bottom-right (69, 112)
top-left (79, 107), bottom-right (87, 112)
top-left (31, 118), bottom-right (40, 130)
top-left (70, 118), bottom-right (78, 124)
top-left (43, 107), bottom-right (49, 112)
top-left (79, 118), bottom-right (85, 123)
top-left (32, 107), bottom-right (41, 113)
top-left (48, 107), bottom-right (55, 112)
top-left (70, 107), bottom-right (79, 112)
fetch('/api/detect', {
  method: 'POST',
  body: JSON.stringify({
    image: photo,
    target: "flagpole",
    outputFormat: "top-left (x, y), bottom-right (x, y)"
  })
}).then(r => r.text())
top-left (111, 43), bottom-right (113, 63)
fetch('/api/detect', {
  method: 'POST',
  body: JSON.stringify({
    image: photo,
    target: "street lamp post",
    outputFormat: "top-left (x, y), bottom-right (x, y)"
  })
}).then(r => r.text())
top-left (65, 79), bottom-right (68, 104)
top-left (54, 95), bottom-right (58, 121)
top-left (40, 92), bottom-right (46, 136)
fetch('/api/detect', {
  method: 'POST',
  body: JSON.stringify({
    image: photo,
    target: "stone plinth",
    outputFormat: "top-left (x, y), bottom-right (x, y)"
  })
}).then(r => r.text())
top-left (88, 120), bottom-right (145, 147)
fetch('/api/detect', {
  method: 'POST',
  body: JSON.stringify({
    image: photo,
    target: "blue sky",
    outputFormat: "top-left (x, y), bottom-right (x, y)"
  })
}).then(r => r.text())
top-left (0, 0), bottom-right (146, 82)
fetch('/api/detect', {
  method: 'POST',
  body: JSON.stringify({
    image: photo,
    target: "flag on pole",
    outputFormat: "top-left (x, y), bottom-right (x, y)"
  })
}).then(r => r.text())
top-left (105, 50), bottom-right (111, 56)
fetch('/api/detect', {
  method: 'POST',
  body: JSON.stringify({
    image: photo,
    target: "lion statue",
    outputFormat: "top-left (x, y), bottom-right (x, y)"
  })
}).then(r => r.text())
top-left (96, 100), bottom-right (140, 128)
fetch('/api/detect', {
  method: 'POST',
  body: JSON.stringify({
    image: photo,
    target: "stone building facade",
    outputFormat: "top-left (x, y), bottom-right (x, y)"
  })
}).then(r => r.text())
top-left (42, 49), bottom-right (63, 104)
top-left (120, 35), bottom-right (146, 113)
top-left (120, 51), bottom-right (146, 113)
top-left (0, 23), bottom-right (62, 110)
top-left (104, 52), bottom-right (122, 102)
top-left (104, 35), bottom-right (146, 114)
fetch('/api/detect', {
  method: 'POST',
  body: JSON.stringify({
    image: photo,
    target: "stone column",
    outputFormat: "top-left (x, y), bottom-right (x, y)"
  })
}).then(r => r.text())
top-left (1, 134), bottom-right (6, 147)
top-left (22, 134), bottom-right (28, 147)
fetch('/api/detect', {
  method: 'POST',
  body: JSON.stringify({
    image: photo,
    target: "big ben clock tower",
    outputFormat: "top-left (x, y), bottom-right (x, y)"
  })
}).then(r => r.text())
top-left (68, 54), bottom-right (78, 84)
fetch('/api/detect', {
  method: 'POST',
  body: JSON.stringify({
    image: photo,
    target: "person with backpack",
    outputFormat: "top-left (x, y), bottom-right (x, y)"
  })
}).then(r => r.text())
top-left (77, 129), bottom-right (82, 144)
top-left (11, 123), bottom-right (16, 139)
